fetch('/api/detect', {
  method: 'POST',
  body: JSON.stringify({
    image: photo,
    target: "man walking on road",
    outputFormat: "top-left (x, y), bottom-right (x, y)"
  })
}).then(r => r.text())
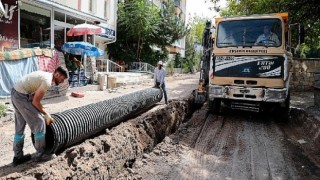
top-left (154, 60), bottom-right (168, 104)
top-left (11, 66), bottom-right (68, 166)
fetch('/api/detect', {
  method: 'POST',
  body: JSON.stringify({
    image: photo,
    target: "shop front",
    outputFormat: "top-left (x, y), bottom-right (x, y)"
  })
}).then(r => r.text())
top-left (0, 0), bottom-right (117, 96)
top-left (0, 0), bottom-right (116, 53)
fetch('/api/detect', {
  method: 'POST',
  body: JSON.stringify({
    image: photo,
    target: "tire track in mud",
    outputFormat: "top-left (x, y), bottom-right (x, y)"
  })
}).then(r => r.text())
top-left (165, 109), bottom-right (320, 180)
top-left (187, 114), bottom-right (226, 179)
top-left (165, 108), bottom-right (224, 180)
top-left (242, 116), bottom-right (296, 180)
top-left (205, 114), bottom-right (235, 179)
top-left (172, 112), bottom-right (237, 180)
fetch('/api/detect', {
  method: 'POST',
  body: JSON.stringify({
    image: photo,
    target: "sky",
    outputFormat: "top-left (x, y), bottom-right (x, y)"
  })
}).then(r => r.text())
top-left (186, 0), bottom-right (227, 23)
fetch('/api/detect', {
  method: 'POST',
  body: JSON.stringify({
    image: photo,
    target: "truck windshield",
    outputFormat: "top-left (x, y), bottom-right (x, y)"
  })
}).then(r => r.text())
top-left (216, 19), bottom-right (282, 48)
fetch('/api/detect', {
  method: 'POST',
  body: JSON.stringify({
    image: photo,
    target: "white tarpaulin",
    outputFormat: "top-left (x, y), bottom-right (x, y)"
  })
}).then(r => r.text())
top-left (0, 57), bottom-right (39, 97)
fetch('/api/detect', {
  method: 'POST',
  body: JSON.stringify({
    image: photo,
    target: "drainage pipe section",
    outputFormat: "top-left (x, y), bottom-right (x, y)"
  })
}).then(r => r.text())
top-left (40, 88), bottom-right (162, 154)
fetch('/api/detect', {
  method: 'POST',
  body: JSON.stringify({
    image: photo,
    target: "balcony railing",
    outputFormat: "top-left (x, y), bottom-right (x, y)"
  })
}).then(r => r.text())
top-left (127, 62), bottom-right (155, 73)
top-left (169, 46), bottom-right (181, 54)
top-left (96, 59), bottom-right (123, 73)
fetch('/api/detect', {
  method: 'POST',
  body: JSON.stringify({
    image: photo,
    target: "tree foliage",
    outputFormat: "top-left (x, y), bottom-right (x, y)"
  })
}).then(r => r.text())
top-left (108, 0), bottom-right (186, 64)
top-left (183, 17), bottom-right (207, 73)
top-left (152, 0), bottom-right (187, 51)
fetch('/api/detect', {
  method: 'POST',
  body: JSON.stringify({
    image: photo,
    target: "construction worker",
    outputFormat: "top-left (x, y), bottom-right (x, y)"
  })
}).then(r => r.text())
top-left (154, 60), bottom-right (168, 104)
top-left (11, 66), bottom-right (68, 166)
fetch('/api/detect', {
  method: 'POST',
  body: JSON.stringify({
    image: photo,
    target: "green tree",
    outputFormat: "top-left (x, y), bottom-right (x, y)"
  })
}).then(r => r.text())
top-left (174, 53), bottom-right (181, 68)
top-left (109, 0), bottom-right (160, 62)
top-left (152, 0), bottom-right (187, 51)
top-left (108, 0), bottom-right (187, 64)
top-left (183, 17), bottom-right (207, 73)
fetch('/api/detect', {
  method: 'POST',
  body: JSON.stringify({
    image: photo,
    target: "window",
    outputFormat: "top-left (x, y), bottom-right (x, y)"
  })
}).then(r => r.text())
top-left (104, 0), bottom-right (109, 18)
top-left (216, 19), bottom-right (282, 48)
top-left (54, 11), bottom-right (65, 22)
top-left (20, 3), bottom-right (51, 48)
top-left (66, 15), bottom-right (85, 25)
top-left (89, 0), bottom-right (93, 12)
top-left (54, 25), bottom-right (65, 51)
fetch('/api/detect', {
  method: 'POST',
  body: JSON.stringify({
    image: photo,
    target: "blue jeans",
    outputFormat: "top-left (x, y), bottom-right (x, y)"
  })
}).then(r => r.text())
top-left (160, 83), bottom-right (168, 104)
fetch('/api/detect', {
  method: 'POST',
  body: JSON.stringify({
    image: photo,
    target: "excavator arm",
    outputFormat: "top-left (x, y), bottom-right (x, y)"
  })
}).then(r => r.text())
top-left (194, 20), bottom-right (214, 104)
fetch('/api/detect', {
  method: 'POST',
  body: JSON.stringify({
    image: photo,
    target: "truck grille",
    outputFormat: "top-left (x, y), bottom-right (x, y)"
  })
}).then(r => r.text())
top-left (231, 101), bottom-right (260, 112)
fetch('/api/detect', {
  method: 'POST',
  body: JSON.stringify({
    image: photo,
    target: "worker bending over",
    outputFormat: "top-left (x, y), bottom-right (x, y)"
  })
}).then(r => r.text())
top-left (11, 66), bottom-right (68, 166)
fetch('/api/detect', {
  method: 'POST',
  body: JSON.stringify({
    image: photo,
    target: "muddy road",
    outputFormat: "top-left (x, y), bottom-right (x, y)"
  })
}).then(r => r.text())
top-left (119, 105), bottom-right (320, 180)
top-left (1, 71), bottom-right (320, 179)
top-left (1, 98), bottom-right (320, 179)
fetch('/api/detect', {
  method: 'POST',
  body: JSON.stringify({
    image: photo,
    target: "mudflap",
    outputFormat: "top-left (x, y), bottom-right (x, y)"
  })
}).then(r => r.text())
top-left (194, 89), bottom-right (207, 104)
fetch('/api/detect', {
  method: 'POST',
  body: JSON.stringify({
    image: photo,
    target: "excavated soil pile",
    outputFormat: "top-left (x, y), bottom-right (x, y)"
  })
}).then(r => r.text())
top-left (282, 107), bottom-right (320, 167)
top-left (1, 96), bottom-right (195, 179)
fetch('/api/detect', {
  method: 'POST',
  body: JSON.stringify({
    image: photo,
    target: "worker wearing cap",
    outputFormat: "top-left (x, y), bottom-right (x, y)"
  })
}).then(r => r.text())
top-left (154, 60), bottom-right (168, 104)
top-left (11, 66), bottom-right (68, 166)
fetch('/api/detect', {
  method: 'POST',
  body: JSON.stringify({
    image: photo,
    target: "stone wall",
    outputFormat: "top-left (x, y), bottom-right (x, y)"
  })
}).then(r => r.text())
top-left (290, 58), bottom-right (320, 92)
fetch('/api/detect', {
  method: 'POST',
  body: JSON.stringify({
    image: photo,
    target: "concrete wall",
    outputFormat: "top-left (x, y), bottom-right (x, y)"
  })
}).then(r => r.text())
top-left (290, 58), bottom-right (320, 92)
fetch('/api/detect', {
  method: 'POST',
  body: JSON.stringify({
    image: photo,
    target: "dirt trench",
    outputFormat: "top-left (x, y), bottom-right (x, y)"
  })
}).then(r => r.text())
top-left (115, 104), bottom-right (320, 180)
top-left (0, 96), bottom-right (195, 179)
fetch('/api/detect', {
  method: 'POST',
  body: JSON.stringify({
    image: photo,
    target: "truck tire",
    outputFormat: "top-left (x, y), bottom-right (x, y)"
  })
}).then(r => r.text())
top-left (283, 91), bottom-right (291, 121)
top-left (277, 91), bottom-right (290, 122)
top-left (209, 98), bottom-right (221, 114)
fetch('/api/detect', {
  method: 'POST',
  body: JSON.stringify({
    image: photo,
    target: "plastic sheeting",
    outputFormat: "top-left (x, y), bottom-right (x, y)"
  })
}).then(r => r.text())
top-left (0, 57), bottom-right (39, 97)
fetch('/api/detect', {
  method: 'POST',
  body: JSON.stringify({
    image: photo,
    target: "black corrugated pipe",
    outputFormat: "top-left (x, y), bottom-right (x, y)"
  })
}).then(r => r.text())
top-left (35, 88), bottom-right (162, 154)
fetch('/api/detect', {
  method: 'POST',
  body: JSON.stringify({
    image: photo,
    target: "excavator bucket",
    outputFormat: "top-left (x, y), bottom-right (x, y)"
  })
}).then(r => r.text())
top-left (194, 81), bottom-right (207, 104)
top-left (194, 89), bottom-right (207, 104)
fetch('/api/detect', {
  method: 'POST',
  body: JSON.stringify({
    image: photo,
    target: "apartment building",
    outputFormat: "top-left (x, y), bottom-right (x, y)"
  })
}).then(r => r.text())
top-left (0, 0), bottom-right (117, 56)
top-left (152, 0), bottom-right (186, 59)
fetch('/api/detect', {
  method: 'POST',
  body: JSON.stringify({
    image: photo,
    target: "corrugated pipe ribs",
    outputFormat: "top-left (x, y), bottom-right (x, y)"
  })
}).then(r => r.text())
top-left (34, 88), bottom-right (163, 154)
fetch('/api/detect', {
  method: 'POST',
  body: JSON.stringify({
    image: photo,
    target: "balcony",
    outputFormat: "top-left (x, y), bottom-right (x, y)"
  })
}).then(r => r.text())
top-left (175, 6), bottom-right (181, 15)
top-left (169, 46), bottom-right (181, 54)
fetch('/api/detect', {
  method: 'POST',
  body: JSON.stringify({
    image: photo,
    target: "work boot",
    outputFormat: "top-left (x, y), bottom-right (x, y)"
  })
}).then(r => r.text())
top-left (35, 153), bottom-right (56, 162)
top-left (12, 154), bottom-right (32, 166)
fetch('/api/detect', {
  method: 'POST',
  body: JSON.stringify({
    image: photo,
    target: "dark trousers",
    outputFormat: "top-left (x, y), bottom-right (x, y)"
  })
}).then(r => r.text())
top-left (11, 88), bottom-right (46, 158)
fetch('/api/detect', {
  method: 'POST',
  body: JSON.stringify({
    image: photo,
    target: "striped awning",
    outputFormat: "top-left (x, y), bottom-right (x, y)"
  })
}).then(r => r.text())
top-left (0, 48), bottom-right (54, 61)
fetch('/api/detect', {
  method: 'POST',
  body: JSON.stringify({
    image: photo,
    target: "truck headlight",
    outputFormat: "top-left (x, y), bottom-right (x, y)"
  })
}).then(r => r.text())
top-left (210, 86), bottom-right (223, 95)
top-left (265, 89), bottom-right (286, 100)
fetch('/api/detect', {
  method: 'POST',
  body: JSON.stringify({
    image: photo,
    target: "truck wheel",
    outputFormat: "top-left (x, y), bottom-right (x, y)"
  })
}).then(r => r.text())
top-left (277, 92), bottom-right (290, 122)
top-left (209, 98), bottom-right (221, 114)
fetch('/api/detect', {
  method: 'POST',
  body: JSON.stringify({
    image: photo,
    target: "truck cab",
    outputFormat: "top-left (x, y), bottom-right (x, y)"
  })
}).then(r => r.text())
top-left (208, 13), bottom-right (292, 116)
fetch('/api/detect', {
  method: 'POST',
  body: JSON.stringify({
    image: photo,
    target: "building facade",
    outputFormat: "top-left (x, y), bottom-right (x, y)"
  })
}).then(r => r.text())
top-left (0, 0), bottom-right (117, 57)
